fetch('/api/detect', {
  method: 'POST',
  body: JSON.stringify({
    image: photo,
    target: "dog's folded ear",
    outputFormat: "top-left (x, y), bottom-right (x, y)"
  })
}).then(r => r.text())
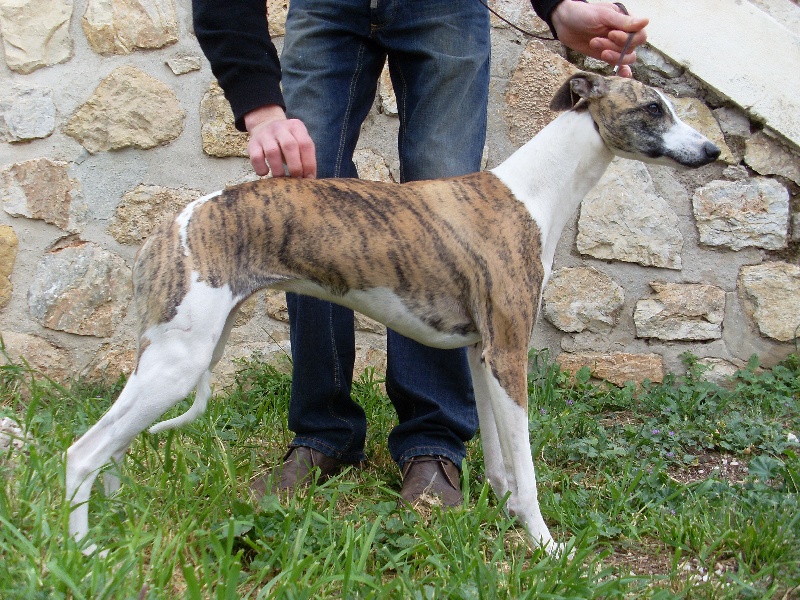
top-left (550, 72), bottom-right (609, 111)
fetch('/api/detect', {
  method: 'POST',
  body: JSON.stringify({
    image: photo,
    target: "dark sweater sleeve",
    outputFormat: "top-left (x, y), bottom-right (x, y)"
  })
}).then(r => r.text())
top-left (193, 0), bottom-right (285, 131)
top-left (530, 0), bottom-right (565, 38)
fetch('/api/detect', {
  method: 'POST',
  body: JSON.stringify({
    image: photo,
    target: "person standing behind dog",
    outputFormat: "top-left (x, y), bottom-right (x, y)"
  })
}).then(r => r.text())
top-left (191, 0), bottom-right (648, 506)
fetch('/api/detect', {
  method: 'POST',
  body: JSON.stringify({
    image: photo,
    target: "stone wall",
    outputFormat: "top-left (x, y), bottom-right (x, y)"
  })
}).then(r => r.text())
top-left (1, 0), bottom-right (798, 388)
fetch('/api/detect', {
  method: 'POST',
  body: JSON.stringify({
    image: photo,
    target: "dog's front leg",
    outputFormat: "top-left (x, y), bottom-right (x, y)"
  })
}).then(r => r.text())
top-left (467, 345), bottom-right (510, 499)
top-left (479, 348), bottom-right (559, 553)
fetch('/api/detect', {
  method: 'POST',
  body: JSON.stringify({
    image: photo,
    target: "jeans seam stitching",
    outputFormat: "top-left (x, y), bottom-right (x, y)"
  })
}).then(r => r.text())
top-left (392, 61), bottom-right (409, 183)
top-left (326, 305), bottom-right (356, 451)
top-left (335, 41), bottom-right (367, 177)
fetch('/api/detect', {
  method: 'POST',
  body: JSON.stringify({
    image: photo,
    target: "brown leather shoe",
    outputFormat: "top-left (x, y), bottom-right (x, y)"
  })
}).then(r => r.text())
top-left (250, 446), bottom-right (346, 502)
top-left (399, 455), bottom-right (463, 508)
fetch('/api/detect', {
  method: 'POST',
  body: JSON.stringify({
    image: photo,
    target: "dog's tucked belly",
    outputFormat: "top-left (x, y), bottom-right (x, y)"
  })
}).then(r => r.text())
top-left (280, 280), bottom-right (481, 349)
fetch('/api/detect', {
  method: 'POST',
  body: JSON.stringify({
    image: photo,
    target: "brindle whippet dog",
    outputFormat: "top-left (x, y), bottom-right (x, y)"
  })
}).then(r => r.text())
top-left (66, 72), bottom-right (720, 554)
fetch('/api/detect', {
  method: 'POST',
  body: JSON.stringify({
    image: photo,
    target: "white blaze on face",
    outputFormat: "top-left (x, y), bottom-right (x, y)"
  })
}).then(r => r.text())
top-left (656, 90), bottom-right (714, 165)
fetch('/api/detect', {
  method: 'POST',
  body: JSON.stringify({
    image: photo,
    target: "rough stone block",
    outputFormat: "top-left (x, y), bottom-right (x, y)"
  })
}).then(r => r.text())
top-left (0, 225), bottom-right (18, 309)
top-left (634, 282), bottom-right (725, 341)
top-left (745, 130), bottom-right (800, 186)
top-left (693, 177), bottom-right (789, 251)
top-left (738, 262), bottom-right (800, 342)
top-left (108, 185), bottom-right (200, 244)
top-left (65, 65), bottom-right (185, 153)
top-left (200, 82), bottom-right (249, 158)
top-left (166, 55), bottom-right (201, 75)
top-left (0, 83), bottom-right (55, 142)
top-left (267, 0), bottom-right (288, 37)
top-left (1, 158), bottom-right (86, 232)
top-left (0, 0), bottom-right (72, 73)
top-left (0, 330), bottom-right (70, 381)
top-left (28, 241), bottom-right (132, 337)
top-left (557, 352), bottom-right (665, 386)
top-left (577, 161), bottom-right (683, 269)
top-left (82, 0), bottom-right (178, 55)
top-left (543, 266), bottom-right (624, 334)
top-left (354, 149), bottom-right (394, 183)
top-left (504, 39), bottom-right (578, 146)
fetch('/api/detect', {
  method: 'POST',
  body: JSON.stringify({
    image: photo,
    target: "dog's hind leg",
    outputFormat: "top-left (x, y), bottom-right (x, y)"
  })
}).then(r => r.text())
top-left (102, 366), bottom-right (211, 494)
top-left (101, 447), bottom-right (128, 497)
top-left (102, 365), bottom-right (213, 493)
top-left (66, 343), bottom-right (213, 546)
top-left (66, 285), bottom-right (240, 547)
top-left (147, 299), bottom-right (241, 434)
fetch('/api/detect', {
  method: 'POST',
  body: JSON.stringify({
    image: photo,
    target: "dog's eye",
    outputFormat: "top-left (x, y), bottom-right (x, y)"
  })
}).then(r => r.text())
top-left (645, 103), bottom-right (663, 116)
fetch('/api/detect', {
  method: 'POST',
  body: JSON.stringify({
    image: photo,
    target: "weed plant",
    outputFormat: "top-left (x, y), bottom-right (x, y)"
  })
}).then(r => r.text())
top-left (0, 349), bottom-right (798, 598)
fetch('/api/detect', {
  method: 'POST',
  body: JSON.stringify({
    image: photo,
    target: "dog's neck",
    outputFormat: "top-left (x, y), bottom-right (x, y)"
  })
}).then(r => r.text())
top-left (490, 109), bottom-right (614, 277)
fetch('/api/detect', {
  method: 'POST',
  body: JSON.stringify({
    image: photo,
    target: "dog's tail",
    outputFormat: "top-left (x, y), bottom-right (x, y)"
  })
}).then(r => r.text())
top-left (148, 370), bottom-right (212, 434)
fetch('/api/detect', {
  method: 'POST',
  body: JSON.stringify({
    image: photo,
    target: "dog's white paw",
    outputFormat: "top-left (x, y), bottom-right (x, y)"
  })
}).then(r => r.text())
top-left (548, 540), bottom-right (575, 559)
top-left (530, 536), bottom-right (575, 559)
top-left (80, 543), bottom-right (109, 559)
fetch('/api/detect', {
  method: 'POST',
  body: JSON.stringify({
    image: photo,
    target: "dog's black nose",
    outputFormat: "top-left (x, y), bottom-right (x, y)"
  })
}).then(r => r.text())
top-left (704, 141), bottom-right (721, 161)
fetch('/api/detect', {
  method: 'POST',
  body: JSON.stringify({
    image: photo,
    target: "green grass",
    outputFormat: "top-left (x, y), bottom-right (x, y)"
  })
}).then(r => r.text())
top-left (1, 350), bottom-right (798, 599)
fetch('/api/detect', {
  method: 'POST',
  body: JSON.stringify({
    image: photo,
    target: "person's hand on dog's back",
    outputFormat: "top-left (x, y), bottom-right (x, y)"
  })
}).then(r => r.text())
top-left (244, 104), bottom-right (317, 178)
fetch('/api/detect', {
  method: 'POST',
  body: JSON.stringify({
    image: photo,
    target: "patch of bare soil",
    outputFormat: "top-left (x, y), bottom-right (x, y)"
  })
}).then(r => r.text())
top-left (603, 542), bottom-right (744, 596)
top-left (598, 411), bottom-right (641, 429)
top-left (603, 540), bottom-right (675, 577)
top-left (667, 451), bottom-right (750, 486)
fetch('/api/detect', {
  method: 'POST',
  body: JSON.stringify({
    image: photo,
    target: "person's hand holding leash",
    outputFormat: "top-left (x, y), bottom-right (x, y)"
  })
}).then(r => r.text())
top-left (552, 1), bottom-right (648, 78)
top-left (244, 104), bottom-right (317, 178)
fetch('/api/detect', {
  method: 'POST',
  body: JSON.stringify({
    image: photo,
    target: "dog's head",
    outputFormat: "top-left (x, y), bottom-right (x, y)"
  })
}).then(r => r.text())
top-left (551, 72), bottom-right (720, 168)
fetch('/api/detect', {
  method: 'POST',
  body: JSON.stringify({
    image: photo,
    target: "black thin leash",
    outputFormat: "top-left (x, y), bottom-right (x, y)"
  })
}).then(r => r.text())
top-left (476, 0), bottom-right (637, 73)
top-left (476, 0), bottom-right (556, 40)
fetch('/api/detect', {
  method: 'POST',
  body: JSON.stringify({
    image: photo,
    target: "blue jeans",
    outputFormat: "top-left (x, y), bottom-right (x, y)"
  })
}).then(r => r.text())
top-left (281, 0), bottom-right (489, 468)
